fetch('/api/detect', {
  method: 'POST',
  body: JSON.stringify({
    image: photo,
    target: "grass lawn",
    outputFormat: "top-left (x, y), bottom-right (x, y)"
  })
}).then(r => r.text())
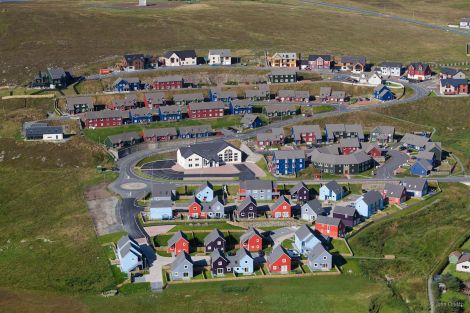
top-left (98, 232), bottom-right (128, 245)
top-left (330, 239), bottom-right (351, 255)
top-left (118, 283), bottom-right (151, 295)
top-left (442, 263), bottom-right (470, 281)
top-left (165, 222), bottom-right (243, 232)
top-left (255, 157), bottom-right (276, 180)
top-left (439, 290), bottom-right (470, 311)
top-left (103, 245), bottom-right (116, 261)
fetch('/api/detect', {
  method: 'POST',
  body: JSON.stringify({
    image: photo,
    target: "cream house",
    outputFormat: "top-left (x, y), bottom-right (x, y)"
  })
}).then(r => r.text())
top-left (208, 49), bottom-right (232, 65)
top-left (177, 141), bottom-right (243, 169)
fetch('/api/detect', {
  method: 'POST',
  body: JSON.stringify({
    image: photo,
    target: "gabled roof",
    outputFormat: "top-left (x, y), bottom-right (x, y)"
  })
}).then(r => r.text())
top-left (210, 249), bottom-right (229, 263)
top-left (240, 179), bottom-right (275, 191)
top-left (159, 105), bottom-right (181, 115)
top-left (359, 190), bottom-right (383, 205)
top-left (240, 114), bottom-right (260, 126)
top-left (86, 109), bottom-right (124, 120)
top-left (400, 133), bottom-right (430, 148)
top-left (264, 104), bottom-right (298, 114)
top-left (291, 125), bottom-right (322, 141)
top-left (129, 107), bottom-right (158, 117)
top-left (319, 87), bottom-right (332, 97)
top-left (409, 62), bottom-right (430, 71)
top-left (178, 125), bottom-right (212, 135)
top-left (167, 231), bottom-right (188, 247)
top-left (143, 127), bottom-right (177, 138)
top-left (278, 89), bottom-right (310, 99)
top-left (270, 195), bottom-right (290, 210)
top-left (413, 159), bottom-right (433, 171)
top-left (417, 151), bottom-right (435, 161)
top-left (173, 93), bottom-right (204, 102)
top-left (302, 199), bottom-right (323, 215)
top-left (308, 54), bottom-right (331, 61)
top-left (197, 181), bottom-right (214, 193)
top-left (307, 244), bottom-right (329, 262)
top-left (151, 183), bottom-right (176, 198)
top-left (212, 89), bottom-right (238, 99)
top-left (179, 141), bottom-right (239, 161)
top-left (339, 137), bottom-right (360, 148)
top-left (295, 224), bottom-right (319, 243)
top-left (171, 251), bottom-right (193, 271)
top-left (227, 248), bottom-right (252, 265)
top-left (372, 126), bottom-right (395, 136)
top-left (106, 131), bottom-right (140, 144)
top-left (47, 67), bottom-right (67, 80)
top-left (440, 67), bottom-right (462, 76)
top-left (144, 92), bottom-right (165, 104)
top-left (267, 245), bottom-right (289, 264)
top-left (323, 181), bottom-right (342, 195)
top-left (150, 200), bottom-right (173, 208)
top-left (384, 183), bottom-right (405, 197)
top-left (315, 216), bottom-right (342, 227)
top-left (401, 178), bottom-right (428, 191)
top-left (440, 78), bottom-right (468, 87)
top-left (164, 50), bottom-right (197, 59)
top-left (331, 91), bottom-right (346, 98)
top-left (272, 52), bottom-right (297, 59)
top-left (457, 254), bottom-right (470, 264)
top-left (124, 54), bottom-right (145, 63)
top-left (341, 55), bottom-right (366, 65)
top-left (333, 205), bottom-right (357, 216)
top-left (66, 96), bottom-right (93, 109)
top-left (25, 124), bottom-right (63, 137)
top-left (189, 101), bottom-right (225, 110)
top-left (273, 149), bottom-right (305, 160)
top-left (240, 227), bottom-right (262, 243)
top-left (309, 149), bottom-right (371, 165)
top-left (117, 235), bottom-right (139, 250)
top-left (231, 99), bottom-right (253, 108)
top-left (209, 49), bottom-right (232, 57)
top-left (290, 181), bottom-right (308, 195)
top-left (425, 141), bottom-right (442, 152)
top-left (361, 142), bottom-right (380, 154)
top-left (238, 195), bottom-right (257, 209)
top-left (155, 75), bottom-right (183, 83)
top-left (204, 228), bottom-right (225, 246)
top-left (374, 84), bottom-right (389, 93)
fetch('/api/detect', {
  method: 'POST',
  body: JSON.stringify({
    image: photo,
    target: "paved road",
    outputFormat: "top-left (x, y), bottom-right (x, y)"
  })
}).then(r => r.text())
top-left (376, 150), bottom-right (408, 179)
top-left (119, 198), bottom-right (147, 239)
top-left (300, 0), bottom-right (470, 38)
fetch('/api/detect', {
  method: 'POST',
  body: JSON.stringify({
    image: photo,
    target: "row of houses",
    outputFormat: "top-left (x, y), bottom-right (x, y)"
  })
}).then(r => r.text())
top-left (438, 68), bottom-right (468, 95)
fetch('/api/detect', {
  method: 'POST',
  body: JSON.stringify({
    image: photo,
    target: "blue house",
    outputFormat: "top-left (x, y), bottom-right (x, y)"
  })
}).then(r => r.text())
top-left (410, 159), bottom-right (432, 176)
top-left (373, 85), bottom-right (395, 101)
top-left (319, 181), bottom-right (344, 201)
top-left (159, 105), bottom-right (182, 121)
top-left (149, 200), bottom-right (173, 220)
top-left (227, 248), bottom-right (254, 275)
top-left (195, 181), bottom-right (214, 202)
top-left (294, 225), bottom-right (321, 256)
top-left (128, 108), bottom-right (156, 124)
top-left (209, 89), bottom-right (237, 103)
top-left (116, 235), bottom-right (143, 273)
top-left (178, 125), bottom-right (213, 139)
top-left (240, 114), bottom-right (262, 129)
top-left (229, 100), bottom-right (253, 115)
top-left (354, 190), bottom-right (384, 218)
top-left (113, 77), bottom-right (141, 92)
top-left (272, 150), bottom-right (305, 175)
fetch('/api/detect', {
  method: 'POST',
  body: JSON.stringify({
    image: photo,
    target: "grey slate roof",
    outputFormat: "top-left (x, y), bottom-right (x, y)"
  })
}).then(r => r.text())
top-left (273, 149), bottom-right (305, 160)
top-left (401, 178), bottom-right (428, 191)
top-left (189, 101), bottom-right (225, 110)
top-left (171, 251), bottom-right (193, 271)
top-left (278, 90), bottom-right (310, 99)
top-left (415, 159), bottom-right (433, 171)
top-left (295, 224), bottom-right (316, 241)
top-left (179, 140), bottom-right (238, 161)
top-left (400, 133), bottom-right (430, 148)
top-left (309, 149), bottom-right (371, 165)
top-left (173, 93), bottom-right (204, 102)
top-left (143, 127), bottom-right (177, 138)
top-left (324, 181), bottom-right (342, 195)
top-left (440, 78), bottom-right (468, 87)
top-left (204, 228), bottom-right (225, 246)
top-left (210, 249), bottom-right (229, 263)
top-left (339, 137), bottom-right (360, 148)
top-left (384, 183), bottom-right (405, 198)
top-left (333, 206), bottom-right (357, 216)
top-left (307, 243), bottom-right (329, 262)
top-left (167, 231), bottom-right (188, 247)
top-left (319, 87), bottom-right (332, 97)
top-left (360, 190), bottom-right (383, 205)
top-left (240, 227), bottom-right (262, 244)
top-left (240, 179), bottom-right (275, 191)
top-left (106, 131), bottom-right (140, 144)
top-left (341, 55), bottom-right (366, 65)
top-left (302, 199), bottom-right (323, 214)
top-left (66, 96), bottom-right (93, 109)
top-left (129, 107), bottom-right (158, 116)
top-left (178, 125), bottom-right (212, 135)
top-left (159, 105), bottom-right (181, 115)
top-left (25, 124), bottom-right (63, 137)
top-left (144, 92), bottom-right (165, 104)
top-left (290, 182), bottom-right (308, 195)
top-left (315, 215), bottom-right (341, 226)
top-left (264, 104), bottom-right (298, 114)
top-left (372, 126), bottom-right (395, 136)
top-left (47, 67), bottom-right (67, 80)
top-left (117, 235), bottom-right (138, 250)
top-left (239, 195), bottom-right (257, 209)
top-left (267, 245), bottom-right (289, 264)
top-left (150, 200), bottom-right (173, 208)
top-left (417, 151), bottom-right (435, 160)
top-left (308, 54), bottom-right (331, 61)
top-left (209, 49), bottom-right (232, 57)
top-left (270, 68), bottom-right (297, 76)
top-left (227, 248), bottom-right (252, 265)
top-left (291, 125), bottom-right (322, 141)
top-left (231, 99), bottom-right (253, 108)
top-left (440, 67), bottom-right (461, 76)
top-left (240, 114), bottom-right (259, 126)
top-left (151, 183), bottom-right (176, 198)
top-left (85, 109), bottom-right (124, 120)
top-left (212, 89), bottom-right (237, 99)
top-left (325, 123), bottom-right (364, 140)
top-left (331, 91), bottom-right (346, 99)
top-left (164, 50), bottom-right (197, 59)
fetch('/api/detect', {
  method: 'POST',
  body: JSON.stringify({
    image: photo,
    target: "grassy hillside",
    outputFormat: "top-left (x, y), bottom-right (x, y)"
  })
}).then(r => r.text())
top-left (1, 0), bottom-right (469, 83)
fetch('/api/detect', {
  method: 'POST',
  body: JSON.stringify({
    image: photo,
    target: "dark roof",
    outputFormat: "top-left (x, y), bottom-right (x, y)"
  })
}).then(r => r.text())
top-left (178, 125), bottom-right (212, 135)
top-left (302, 199), bottom-right (323, 214)
top-left (273, 149), bottom-right (305, 160)
top-left (47, 67), bottom-right (67, 80)
top-left (178, 140), bottom-right (238, 161)
top-left (151, 183), bottom-right (176, 198)
top-left (289, 181), bottom-right (308, 195)
top-left (333, 206), bottom-right (357, 216)
top-left (106, 131), bottom-right (140, 144)
top-left (324, 181), bottom-right (342, 195)
top-left (164, 50), bottom-right (197, 59)
top-left (173, 93), bottom-right (204, 102)
top-left (360, 190), bottom-right (383, 205)
top-left (171, 251), bottom-right (193, 271)
top-left (264, 104), bottom-right (298, 114)
top-left (384, 183), bottom-right (405, 198)
top-left (240, 227), bottom-right (262, 244)
top-left (315, 216), bottom-right (341, 226)
top-left (240, 114), bottom-right (260, 126)
top-left (204, 228), bottom-right (225, 246)
top-left (308, 54), bottom-right (331, 61)
top-left (124, 54), bottom-right (145, 63)
top-left (238, 196), bottom-right (257, 209)
top-left (400, 133), bottom-right (430, 148)
top-left (267, 245), bottom-right (289, 264)
top-left (295, 224), bottom-right (318, 242)
top-left (227, 248), bottom-right (252, 265)
top-left (25, 124), bottom-right (63, 137)
top-left (440, 78), bottom-right (468, 87)
top-left (341, 55), bottom-right (366, 65)
top-left (231, 99), bottom-right (253, 109)
top-left (401, 178), bottom-right (428, 191)
top-left (240, 179), bottom-right (275, 191)
top-left (189, 101), bottom-right (225, 110)
top-left (66, 96), bottom-right (93, 109)
top-left (440, 67), bottom-right (461, 76)
top-left (409, 62), bottom-right (430, 71)
top-left (210, 249), bottom-right (229, 263)
top-left (159, 105), bottom-right (181, 115)
top-left (143, 127), bottom-right (177, 137)
top-left (144, 92), bottom-right (165, 104)
top-left (150, 200), bottom-right (173, 208)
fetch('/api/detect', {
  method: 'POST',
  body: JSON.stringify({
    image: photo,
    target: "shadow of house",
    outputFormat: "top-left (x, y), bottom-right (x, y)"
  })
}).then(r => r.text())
top-left (332, 254), bottom-right (347, 267)
top-left (193, 259), bottom-right (209, 268)
top-left (140, 244), bottom-right (156, 266)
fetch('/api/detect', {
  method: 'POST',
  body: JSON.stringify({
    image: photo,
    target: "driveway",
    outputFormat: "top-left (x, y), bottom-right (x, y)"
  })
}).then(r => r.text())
top-left (376, 150), bottom-right (408, 179)
top-left (269, 226), bottom-right (298, 246)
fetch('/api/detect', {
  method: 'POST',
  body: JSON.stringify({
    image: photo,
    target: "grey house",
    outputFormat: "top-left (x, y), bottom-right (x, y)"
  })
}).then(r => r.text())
top-left (370, 126), bottom-right (395, 144)
top-left (401, 178), bottom-right (429, 198)
top-left (301, 199), bottom-right (325, 221)
top-left (151, 183), bottom-right (176, 201)
top-left (173, 93), bottom-right (205, 106)
top-left (239, 180), bottom-right (279, 201)
top-left (227, 248), bottom-right (255, 275)
top-left (204, 228), bottom-right (226, 253)
top-left (202, 198), bottom-right (226, 219)
top-left (170, 251), bottom-right (194, 280)
top-left (307, 244), bottom-right (332, 271)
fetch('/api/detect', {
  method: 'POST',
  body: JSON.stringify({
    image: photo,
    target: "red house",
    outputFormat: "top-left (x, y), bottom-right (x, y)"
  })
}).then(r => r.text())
top-left (339, 138), bottom-right (361, 155)
top-left (362, 142), bottom-right (382, 157)
top-left (267, 246), bottom-right (291, 273)
top-left (83, 110), bottom-right (124, 128)
top-left (143, 92), bottom-right (165, 108)
top-left (270, 196), bottom-right (291, 218)
top-left (187, 101), bottom-right (225, 119)
top-left (382, 183), bottom-right (406, 205)
top-left (239, 228), bottom-right (263, 252)
top-left (307, 55), bottom-right (332, 70)
top-left (167, 231), bottom-right (189, 255)
top-left (153, 75), bottom-right (183, 90)
top-left (407, 63), bottom-right (431, 81)
top-left (315, 216), bottom-right (345, 239)
top-left (187, 197), bottom-right (204, 219)
top-left (291, 125), bottom-right (322, 144)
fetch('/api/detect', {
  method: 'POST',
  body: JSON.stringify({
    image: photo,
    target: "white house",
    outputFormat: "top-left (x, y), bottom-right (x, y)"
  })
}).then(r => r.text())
top-left (460, 18), bottom-right (470, 29)
top-left (208, 49), bottom-right (232, 65)
top-left (116, 235), bottom-right (143, 273)
top-left (319, 181), bottom-right (344, 201)
top-left (379, 62), bottom-right (403, 77)
top-left (456, 254), bottom-right (470, 273)
top-left (358, 73), bottom-right (382, 86)
top-left (176, 140), bottom-right (242, 169)
top-left (163, 50), bottom-right (197, 67)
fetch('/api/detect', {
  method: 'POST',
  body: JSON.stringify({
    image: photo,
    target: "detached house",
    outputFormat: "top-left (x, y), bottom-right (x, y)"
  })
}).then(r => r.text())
top-left (195, 181), bottom-right (214, 202)
top-left (31, 67), bottom-right (70, 89)
top-left (151, 183), bottom-right (176, 201)
top-left (121, 54), bottom-right (155, 71)
top-left (227, 248), bottom-right (254, 275)
top-left (170, 251), bottom-right (193, 281)
top-left (338, 55), bottom-right (366, 73)
top-left (333, 206), bottom-right (360, 228)
top-left (270, 52), bottom-right (298, 68)
top-left (210, 249), bottom-right (232, 277)
top-left (204, 228), bottom-right (226, 253)
top-left (163, 50), bottom-right (197, 66)
top-left (325, 124), bottom-right (365, 142)
top-left (268, 68), bottom-right (297, 84)
top-left (401, 178), bottom-right (428, 198)
top-left (187, 101), bottom-right (225, 119)
top-left (379, 62), bottom-right (403, 77)
top-left (153, 75), bottom-right (184, 90)
top-left (301, 199), bottom-right (325, 221)
top-left (201, 198), bottom-right (225, 219)
top-left (270, 195), bottom-right (292, 218)
top-left (374, 85), bottom-right (395, 101)
top-left (237, 196), bottom-right (258, 219)
top-left (149, 200), bottom-right (173, 220)
top-left (439, 67), bottom-right (466, 79)
top-left (113, 77), bottom-right (141, 92)
top-left (407, 62), bottom-right (431, 81)
top-left (104, 132), bottom-right (141, 149)
top-left (294, 225), bottom-right (321, 255)
top-left (177, 141), bottom-right (242, 169)
top-left (267, 246), bottom-right (291, 273)
top-left (410, 159), bottom-right (433, 176)
top-left (210, 89), bottom-right (237, 103)
top-left (382, 183), bottom-right (406, 205)
top-left (457, 254), bottom-right (470, 273)
top-left (439, 79), bottom-right (468, 95)
top-left (307, 244), bottom-right (332, 271)
top-left (355, 190), bottom-right (384, 218)
top-left (315, 216), bottom-right (345, 239)
top-left (370, 126), bottom-right (395, 144)
top-left (289, 182), bottom-right (310, 203)
top-left (319, 181), bottom-right (344, 201)
top-left (116, 235), bottom-right (143, 273)
top-left (291, 125), bottom-right (322, 144)
top-left (256, 130), bottom-right (284, 147)
top-left (272, 150), bottom-right (306, 175)
top-left (240, 114), bottom-right (262, 129)
top-left (307, 55), bottom-right (332, 70)
top-left (239, 180), bottom-right (279, 201)
top-left (208, 49), bottom-right (232, 65)
top-left (400, 133), bottom-right (430, 150)
top-left (167, 231), bottom-right (190, 256)
top-left (240, 228), bottom-right (264, 252)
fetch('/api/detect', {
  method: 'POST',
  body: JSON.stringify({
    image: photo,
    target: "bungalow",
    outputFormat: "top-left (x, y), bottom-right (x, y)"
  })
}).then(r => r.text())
top-left (128, 108), bottom-right (157, 124)
top-left (307, 55), bottom-right (332, 70)
top-left (325, 124), bottom-right (365, 142)
top-left (289, 182), bottom-right (310, 203)
top-left (153, 75), bottom-right (184, 90)
top-left (270, 195), bottom-right (292, 218)
top-left (315, 216), bottom-right (345, 239)
top-left (211, 249), bottom-right (232, 277)
top-left (439, 67), bottom-right (466, 79)
top-left (272, 150), bottom-right (306, 175)
top-left (338, 55), bottom-right (366, 73)
top-left (173, 93), bottom-right (204, 106)
top-left (163, 50), bottom-right (197, 66)
top-left (204, 228), bottom-right (226, 253)
top-left (267, 245), bottom-right (291, 273)
top-left (239, 180), bottom-right (279, 200)
top-left (113, 77), bottom-right (141, 92)
top-left (329, 91), bottom-right (347, 103)
top-left (277, 90), bottom-right (310, 102)
top-left (178, 125), bottom-right (213, 139)
top-left (294, 224), bottom-right (321, 255)
top-left (332, 206), bottom-right (361, 228)
top-left (264, 104), bottom-right (298, 117)
top-left (382, 183), bottom-right (406, 205)
top-left (401, 178), bottom-right (429, 198)
top-left (187, 101), bottom-right (225, 119)
top-left (240, 227), bottom-right (264, 252)
top-left (143, 92), bottom-right (166, 108)
top-left (208, 49), bottom-right (232, 66)
top-left (104, 131), bottom-right (141, 149)
top-left (301, 199), bottom-right (325, 221)
top-left (407, 62), bottom-right (431, 81)
top-left (142, 127), bottom-right (177, 142)
top-left (121, 54), bottom-right (154, 71)
top-left (400, 133), bottom-right (430, 150)
top-left (240, 114), bottom-right (262, 129)
top-left (170, 251), bottom-right (193, 281)
top-left (159, 105), bottom-right (182, 121)
top-left (210, 89), bottom-right (238, 103)
top-left (457, 254), bottom-right (470, 273)
top-left (227, 248), bottom-right (254, 275)
top-left (201, 198), bottom-right (226, 219)
top-left (116, 235), bottom-right (143, 273)
top-left (151, 183), bottom-right (177, 201)
top-left (370, 126), bottom-right (395, 144)
top-left (195, 181), bottom-right (214, 202)
top-left (65, 96), bottom-right (94, 114)
top-left (177, 141), bottom-right (242, 169)
top-left (237, 196), bottom-right (258, 219)
top-left (319, 181), bottom-right (344, 201)
top-left (407, 161), bottom-right (429, 180)
top-left (319, 87), bottom-right (332, 102)
top-left (339, 138), bottom-right (361, 155)
top-left (167, 231), bottom-right (190, 256)
top-left (439, 79), bottom-right (468, 95)
top-left (270, 52), bottom-right (298, 68)
top-left (379, 62), bottom-right (403, 77)
top-left (291, 125), bottom-right (322, 144)
top-left (268, 68), bottom-right (297, 84)
top-left (374, 85), bottom-right (395, 101)
top-left (354, 190), bottom-right (384, 218)
top-left (31, 67), bottom-right (70, 89)
top-left (149, 200), bottom-right (173, 220)
top-left (229, 99), bottom-right (253, 115)
top-left (24, 123), bottom-right (64, 141)
top-left (307, 244), bottom-right (332, 271)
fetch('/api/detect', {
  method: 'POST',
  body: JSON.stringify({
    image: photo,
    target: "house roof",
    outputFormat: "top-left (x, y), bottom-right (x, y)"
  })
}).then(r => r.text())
top-left (267, 245), bottom-right (289, 264)
top-left (315, 215), bottom-right (342, 227)
top-left (113, 77), bottom-right (140, 86)
top-left (273, 149), bottom-right (305, 160)
top-left (227, 248), bottom-right (252, 265)
top-left (240, 227), bottom-right (262, 243)
top-left (374, 84), bottom-right (389, 93)
top-left (295, 224), bottom-right (318, 242)
top-left (272, 52), bottom-right (297, 59)
top-left (151, 183), bottom-right (176, 198)
top-left (360, 190), bottom-right (383, 205)
top-left (231, 99), bottom-right (253, 108)
top-left (196, 181), bottom-right (214, 194)
top-left (384, 183), bottom-right (405, 197)
top-left (158, 105), bottom-right (181, 115)
top-left (150, 200), bottom-right (173, 208)
top-left (164, 50), bottom-right (197, 59)
top-left (179, 140), bottom-right (239, 161)
top-left (106, 131), bottom-right (140, 144)
top-left (257, 132), bottom-right (279, 142)
top-left (85, 109), bottom-right (124, 120)
top-left (324, 181), bottom-right (342, 195)
top-left (440, 67), bottom-right (462, 76)
top-left (379, 61), bottom-right (403, 68)
top-left (458, 254), bottom-right (470, 264)
top-left (240, 114), bottom-right (259, 126)
top-left (144, 92), bottom-right (165, 104)
top-left (245, 85), bottom-right (269, 97)
top-left (143, 127), bottom-right (177, 138)
top-left (204, 228), bottom-right (225, 246)
top-left (212, 89), bottom-right (238, 99)
top-left (173, 92), bottom-right (204, 102)
top-left (308, 54), bottom-right (331, 61)
top-left (289, 182), bottom-right (308, 195)
top-left (178, 125), bottom-right (212, 135)
top-left (47, 67), bottom-right (67, 80)
top-left (124, 54), bottom-right (145, 63)
top-left (309, 149), bottom-right (371, 165)
top-left (210, 249), bottom-right (229, 263)
top-left (319, 87), bottom-right (332, 97)
top-left (129, 107), bottom-right (158, 116)
top-left (331, 91), bottom-right (346, 98)
top-left (414, 159), bottom-right (433, 171)
top-left (339, 137), bottom-right (360, 148)
top-left (333, 205), bottom-right (357, 216)
top-left (291, 125), bottom-right (322, 141)
top-left (325, 123), bottom-right (364, 140)
top-left (372, 126), bottom-right (395, 136)
top-left (400, 133), bottom-right (430, 148)
top-left (209, 49), bottom-right (232, 57)
top-left (25, 124), bottom-right (63, 137)
top-left (417, 150), bottom-right (435, 160)
top-left (278, 90), bottom-right (309, 99)
top-left (341, 55), bottom-right (366, 65)
top-left (307, 244), bottom-right (329, 262)
top-left (66, 96), bottom-right (93, 109)
top-left (302, 199), bottom-right (323, 214)
top-left (155, 75), bottom-right (183, 83)
top-left (425, 141), bottom-right (442, 152)
top-left (270, 68), bottom-right (297, 76)
top-left (189, 101), bottom-right (225, 110)
top-left (409, 62), bottom-right (430, 71)
top-left (240, 179), bottom-right (275, 191)
top-left (361, 142), bottom-right (380, 154)
top-left (117, 235), bottom-right (139, 250)
top-left (171, 251), bottom-right (193, 271)
top-left (270, 195), bottom-right (290, 210)
top-left (167, 231), bottom-right (188, 247)
top-left (440, 78), bottom-right (468, 87)
top-left (401, 178), bottom-right (428, 191)
top-left (238, 195), bottom-right (257, 209)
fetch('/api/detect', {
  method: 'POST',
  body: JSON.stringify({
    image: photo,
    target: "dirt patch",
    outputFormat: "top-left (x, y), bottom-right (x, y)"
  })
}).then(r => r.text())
top-left (85, 182), bottom-right (122, 236)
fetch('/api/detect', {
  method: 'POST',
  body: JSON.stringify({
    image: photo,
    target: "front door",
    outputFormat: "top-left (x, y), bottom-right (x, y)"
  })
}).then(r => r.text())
top-left (217, 268), bottom-right (224, 275)
top-left (281, 265), bottom-right (288, 272)
top-left (248, 212), bottom-right (255, 219)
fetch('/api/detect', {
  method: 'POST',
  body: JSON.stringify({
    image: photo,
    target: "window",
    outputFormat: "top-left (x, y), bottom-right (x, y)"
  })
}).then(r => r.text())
top-left (184, 265), bottom-right (188, 269)
top-left (218, 261), bottom-right (222, 265)
top-left (323, 256), bottom-right (327, 260)
top-left (273, 266), bottom-right (277, 270)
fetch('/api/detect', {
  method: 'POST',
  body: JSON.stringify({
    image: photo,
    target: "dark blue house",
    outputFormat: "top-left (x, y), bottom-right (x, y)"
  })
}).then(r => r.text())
top-left (373, 85), bottom-right (394, 101)
top-left (210, 89), bottom-right (237, 103)
top-left (240, 114), bottom-right (262, 129)
top-left (272, 150), bottom-right (306, 176)
top-left (410, 159), bottom-right (432, 176)
top-left (229, 100), bottom-right (253, 115)
top-left (178, 125), bottom-right (213, 139)
top-left (128, 108), bottom-right (157, 124)
top-left (159, 105), bottom-right (182, 121)
top-left (113, 77), bottom-right (141, 92)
